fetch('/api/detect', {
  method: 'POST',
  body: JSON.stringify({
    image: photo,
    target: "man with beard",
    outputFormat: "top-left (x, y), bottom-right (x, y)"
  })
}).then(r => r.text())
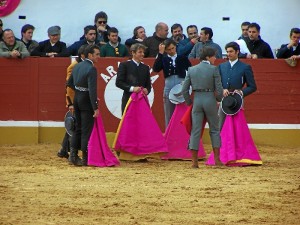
top-left (67, 25), bottom-right (100, 56)
top-left (246, 22), bottom-right (274, 59)
top-left (170, 23), bottom-right (186, 45)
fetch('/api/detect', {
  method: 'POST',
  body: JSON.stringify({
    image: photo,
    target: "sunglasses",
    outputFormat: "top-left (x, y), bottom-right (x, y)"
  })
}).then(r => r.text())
top-left (0, 24), bottom-right (3, 27)
top-left (97, 21), bottom-right (107, 24)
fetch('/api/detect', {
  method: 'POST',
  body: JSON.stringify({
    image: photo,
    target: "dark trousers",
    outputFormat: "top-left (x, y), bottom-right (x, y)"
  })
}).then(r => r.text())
top-left (61, 132), bottom-right (71, 151)
top-left (71, 108), bottom-right (94, 152)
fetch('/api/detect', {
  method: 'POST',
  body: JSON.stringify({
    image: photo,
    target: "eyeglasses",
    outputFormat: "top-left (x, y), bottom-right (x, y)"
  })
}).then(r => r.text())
top-left (0, 24), bottom-right (3, 27)
top-left (97, 21), bottom-right (107, 24)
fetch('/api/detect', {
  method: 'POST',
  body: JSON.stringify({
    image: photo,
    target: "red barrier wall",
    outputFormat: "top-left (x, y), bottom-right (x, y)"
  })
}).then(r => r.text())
top-left (0, 58), bottom-right (299, 132)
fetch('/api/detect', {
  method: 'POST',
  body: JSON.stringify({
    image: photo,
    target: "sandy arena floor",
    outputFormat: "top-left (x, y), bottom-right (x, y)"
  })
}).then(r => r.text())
top-left (0, 143), bottom-right (299, 225)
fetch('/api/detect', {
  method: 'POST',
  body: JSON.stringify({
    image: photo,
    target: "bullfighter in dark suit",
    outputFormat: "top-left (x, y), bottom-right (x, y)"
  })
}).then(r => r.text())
top-left (67, 45), bottom-right (100, 166)
top-left (219, 41), bottom-right (257, 129)
top-left (153, 39), bottom-right (191, 129)
top-left (116, 43), bottom-right (151, 114)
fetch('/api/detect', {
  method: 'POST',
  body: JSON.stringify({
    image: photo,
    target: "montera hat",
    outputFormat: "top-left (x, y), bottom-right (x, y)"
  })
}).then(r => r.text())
top-left (48, 26), bottom-right (61, 35)
top-left (64, 111), bottom-right (76, 136)
top-left (221, 92), bottom-right (243, 115)
top-left (169, 83), bottom-right (185, 104)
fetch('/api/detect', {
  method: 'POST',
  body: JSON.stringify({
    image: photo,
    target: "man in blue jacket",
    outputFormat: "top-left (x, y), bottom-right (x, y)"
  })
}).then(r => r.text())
top-left (67, 25), bottom-right (100, 56)
top-left (218, 41), bottom-right (257, 129)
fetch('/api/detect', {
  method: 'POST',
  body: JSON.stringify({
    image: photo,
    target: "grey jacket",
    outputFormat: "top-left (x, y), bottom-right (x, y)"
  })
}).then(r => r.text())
top-left (0, 40), bottom-right (30, 58)
top-left (181, 61), bottom-right (223, 105)
top-left (188, 40), bottom-right (223, 59)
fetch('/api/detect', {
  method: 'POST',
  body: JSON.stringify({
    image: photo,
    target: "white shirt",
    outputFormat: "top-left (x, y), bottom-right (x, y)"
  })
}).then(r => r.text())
top-left (168, 54), bottom-right (177, 66)
top-left (229, 58), bottom-right (238, 67)
top-left (130, 59), bottom-right (140, 92)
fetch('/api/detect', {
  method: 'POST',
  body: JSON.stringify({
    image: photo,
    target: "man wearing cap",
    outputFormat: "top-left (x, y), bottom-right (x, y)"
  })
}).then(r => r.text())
top-left (67, 45), bottom-right (100, 166)
top-left (31, 26), bottom-right (69, 57)
top-left (219, 41), bottom-right (257, 129)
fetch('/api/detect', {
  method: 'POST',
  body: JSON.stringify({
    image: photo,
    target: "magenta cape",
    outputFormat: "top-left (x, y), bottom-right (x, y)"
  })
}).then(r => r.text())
top-left (206, 109), bottom-right (262, 166)
top-left (162, 103), bottom-right (206, 160)
top-left (88, 115), bottom-right (120, 167)
top-left (113, 92), bottom-right (168, 156)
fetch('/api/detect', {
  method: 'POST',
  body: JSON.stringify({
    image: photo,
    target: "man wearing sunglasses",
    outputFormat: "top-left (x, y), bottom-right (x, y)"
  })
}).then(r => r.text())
top-left (78, 11), bottom-right (121, 47)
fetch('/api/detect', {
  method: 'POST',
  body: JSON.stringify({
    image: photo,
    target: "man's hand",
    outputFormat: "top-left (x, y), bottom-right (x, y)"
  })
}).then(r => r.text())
top-left (223, 89), bottom-right (229, 97)
top-left (93, 109), bottom-right (99, 118)
top-left (290, 55), bottom-right (300, 60)
top-left (47, 52), bottom-right (57, 57)
top-left (68, 105), bottom-right (74, 114)
top-left (288, 39), bottom-right (298, 48)
top-left (234, 89), bottom-right (243, 96)
top-left (190, 37), bottom-right (199, 45)
top-left (97, 25), bottom-right (106, 32)
top-left (10, 50), bottom-right (20, 58)
top-left (158, 43), bottom-right (165, 54)
top-left (251, 54), bottom-right (258, 59)
top-left (133, 87), bottom-right (141, 93)
top-left (142, 88), bottom-right (148, 95)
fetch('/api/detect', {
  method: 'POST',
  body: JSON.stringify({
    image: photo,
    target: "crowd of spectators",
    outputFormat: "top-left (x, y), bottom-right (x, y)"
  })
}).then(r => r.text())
top-left (0, 14), bottom-right (299, 61)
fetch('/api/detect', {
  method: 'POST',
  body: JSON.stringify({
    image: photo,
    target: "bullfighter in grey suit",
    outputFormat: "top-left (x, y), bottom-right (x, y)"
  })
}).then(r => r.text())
top-left (182, 47), bottom-right (223, 168)
top-left (219, 42), bottom-right (257, 129)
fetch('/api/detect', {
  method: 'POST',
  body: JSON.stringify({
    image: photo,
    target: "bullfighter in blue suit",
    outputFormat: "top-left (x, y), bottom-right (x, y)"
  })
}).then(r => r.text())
top-left (219, 41), bottom-right (257, 129)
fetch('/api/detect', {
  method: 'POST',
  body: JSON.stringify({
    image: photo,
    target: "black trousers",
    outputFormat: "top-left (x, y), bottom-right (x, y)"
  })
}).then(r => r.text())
top-left (61, 132), bottom-right (71, 151)
top-left (71, 108), bottom-right (94, 152)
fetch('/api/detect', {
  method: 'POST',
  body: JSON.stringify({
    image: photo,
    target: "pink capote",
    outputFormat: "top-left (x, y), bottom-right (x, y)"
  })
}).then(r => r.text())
top-left (162, 103), bottom-right (206, 160)
top-left (113, 91), bottom-right (168, 155)
top-left (88, 115), bottom-right (120, 167)
top-left (206, 109), bottom-right (262, 166)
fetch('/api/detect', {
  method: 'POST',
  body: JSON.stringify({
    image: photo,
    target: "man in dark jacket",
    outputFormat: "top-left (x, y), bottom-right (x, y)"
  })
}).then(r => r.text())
top-left (68, 25), bottom-right (100, 56)
top-left (67, 45), bottom-right (100, 166)
top-left (31, 26), bottom-right (69, 57)
top-left (80, 11), bottom-right (121, 46)
top-left (116, 43), bottom-right (151, 114)
top-left (276, 28), bottom-right (300, 59)
top-left (246, 23), bottom-right (274, 59)
top-left (143, 22), bottom-right (169, 57)
top-left (153, 38), bottom-right (191, 128)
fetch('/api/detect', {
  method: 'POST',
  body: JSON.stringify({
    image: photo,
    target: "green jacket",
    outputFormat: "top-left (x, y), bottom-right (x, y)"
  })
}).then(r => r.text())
top-left (100, 43), bottom-right (129, 57)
